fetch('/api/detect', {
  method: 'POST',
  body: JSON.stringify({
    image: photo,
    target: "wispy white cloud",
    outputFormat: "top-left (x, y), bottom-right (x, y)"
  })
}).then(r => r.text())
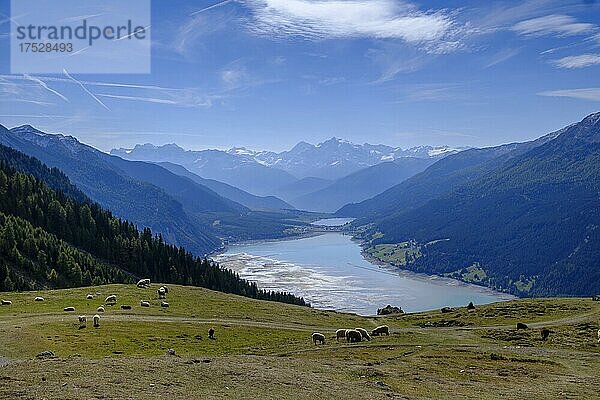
top-left (190, 0), bottom-right (234, 16)
top-left (244, 0), bottom-right (462, 52)
top-left (397, 83), bottom-right (466, 102)
top-left (96, 93), bottom-right (213, 107)
top-left (484, 48), bottom-right (520, 68)
top-left (63, 69), bottom-right (110, 111)
top-left (551, 53), bottom-right (600, 68)
top-left (23, 74), bottom-right (69, 102)
top-left (0, 98), bottom-right (54, 106)
top-left (538, 88), bottom-right (600, 101)
top-left (0, 74), bottom-right (218, 108)
top-left (468, 0), bottom-right (556, 33)
top-left (174, 5), bottom-right (235, 56)
top-left (221, 66), bottom-right (248, 87)
top-left (512, 14), bottom-right (596, 37)
top-left (366, 46), bottom-right (426, 83)
top-left (96, 94), bottom-right (178, 105)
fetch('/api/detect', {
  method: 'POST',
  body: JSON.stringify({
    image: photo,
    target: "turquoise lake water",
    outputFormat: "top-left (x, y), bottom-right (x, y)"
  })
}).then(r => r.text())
top-left (214, 231), bottom-right (512, 315)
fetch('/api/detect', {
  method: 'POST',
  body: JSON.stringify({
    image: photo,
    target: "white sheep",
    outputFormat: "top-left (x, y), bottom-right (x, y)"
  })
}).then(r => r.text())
top-left (160, 301), bottom-right (169, 308)
top-left (336, 329), bottom-right (347, 342)
top-left (597, 329), bottom-right (600, 343)
top-left (137, 278), bottom-right (151, 288)
top-left (140, 300), bottom-right (150, 307)
top-left (312, 332), bottom-right (325, 345)
top-left (157, 287), bottom-right (166, 299)
top-left (78, 315), bottom-right (87, 327)
top-left (97, 305), bottom-right (105, 312)
top-left (86, 294), bottom-right (94, 300)
top-left (93, 314), bottom-right (100, 327)
top-left (64, 306), bottom-right (75, 312)
top-left (1, 300), bottom-right (12, 305)
top-left (355, 327), bottom-right (372, 341)
top-left (34, 296), bottom-right (44, 302)
top-left (105, 295), bottom-right (117, 304)
top-left (371, 325), bottom-right (390, 336)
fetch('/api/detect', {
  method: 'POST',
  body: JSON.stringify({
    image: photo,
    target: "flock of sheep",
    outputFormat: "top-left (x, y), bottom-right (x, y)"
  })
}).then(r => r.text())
top-left (312, 325), bottom-right (389, 345)
top-left (0, 278), bottom-right (172, 329)
top-left (2, 285), bottom-right (600, 346)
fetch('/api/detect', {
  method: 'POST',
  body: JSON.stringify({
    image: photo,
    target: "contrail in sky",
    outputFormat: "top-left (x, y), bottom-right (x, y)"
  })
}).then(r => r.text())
top-left (63, 69), bottom-right (110, 111)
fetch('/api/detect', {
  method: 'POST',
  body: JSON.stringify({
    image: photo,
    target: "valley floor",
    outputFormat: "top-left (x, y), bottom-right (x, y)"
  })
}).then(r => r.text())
top-left (0, 285), bottom-right (599, 399)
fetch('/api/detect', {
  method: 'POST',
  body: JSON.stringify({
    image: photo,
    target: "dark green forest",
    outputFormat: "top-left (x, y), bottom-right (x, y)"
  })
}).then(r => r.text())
top-left (0, 145), bottom-right (307, 306)
top-left (364, 113), bottom-right (600, 297)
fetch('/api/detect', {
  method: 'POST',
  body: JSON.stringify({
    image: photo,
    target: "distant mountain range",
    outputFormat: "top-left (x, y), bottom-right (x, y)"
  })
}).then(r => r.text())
top-left (113, 138), bottom-right (466, 182)
top-left (111, 138), bottom-right (466, 211)
top-left (340, 113), bottom-right (600, 297)
top-left (225, 138), bottom-right (467, 180)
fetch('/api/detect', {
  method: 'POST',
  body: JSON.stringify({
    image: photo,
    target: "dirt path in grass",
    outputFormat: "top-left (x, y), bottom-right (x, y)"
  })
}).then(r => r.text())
top-left (1, 307), bottom-right (598, 333)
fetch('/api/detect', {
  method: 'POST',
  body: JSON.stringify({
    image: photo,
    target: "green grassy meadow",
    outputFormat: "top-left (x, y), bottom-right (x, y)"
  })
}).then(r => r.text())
top-left (0, 284), bottom-right (599, 399)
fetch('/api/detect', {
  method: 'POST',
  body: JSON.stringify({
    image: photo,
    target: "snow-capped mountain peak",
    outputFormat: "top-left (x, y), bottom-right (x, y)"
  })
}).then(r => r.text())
top-left (111, 137), bottom-right (469, 181)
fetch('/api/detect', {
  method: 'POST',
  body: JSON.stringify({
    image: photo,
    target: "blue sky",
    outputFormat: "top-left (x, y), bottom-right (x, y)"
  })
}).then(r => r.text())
top-left (1, 0), bottom-right (599, 152)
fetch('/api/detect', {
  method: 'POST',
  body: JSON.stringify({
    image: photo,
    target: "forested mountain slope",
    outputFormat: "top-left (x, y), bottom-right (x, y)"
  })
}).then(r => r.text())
top-left (357, 113), bottom-right (600, 297)
top-left (0, 124), bottom-right (221, 255)
top-left (0, 147), bottom-right (307, 306)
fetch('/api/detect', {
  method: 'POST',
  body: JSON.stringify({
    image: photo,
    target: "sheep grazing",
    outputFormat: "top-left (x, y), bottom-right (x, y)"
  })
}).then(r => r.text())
top-left (371, 325), bottom-right (390, 336)
top-left (157, 287), bottom-right (166, 299)
top-left (78, 315), bottom-right (87, 327)
top-left (64, 306), bottom-right (75, 312)
top-left (105, 295), bottom-right (117, 304)
top-left (208, 327), bottom-right (215, 339)
top-left (161, 301), bottom-right (169, 308)
top-left (1, 300), bottom-right (12, 306)
top-left (345, 329), bottom-right (362, 343)
top-left (540, 328), bottom-right (550, 341)
top-left (140, 300), bottom-right (150, 307)
top-left (86, 294), bottom-right (94, 300)
top-left (516, 322), bottom-right (528, 330)
top-left (93, 314), bottom-right (100, 327)
top-left (34, 296), bottom-right (44, 302)
top-left (120, 305), bottom-right (132, 310)
top-left (597, 329), bottom-right (600, 343)
top-left (136, 278), bottom-right (151, 288)
top-left (312, 332), bottom-right (326, 345)
top-left (335, 329), bottom-right (347, 342)
top-left (97, 306), bottom-right (105, 312)
top-left (355, 328), bottom-right (372, 341)
top-left (162, 286), bottom-right (169, 294)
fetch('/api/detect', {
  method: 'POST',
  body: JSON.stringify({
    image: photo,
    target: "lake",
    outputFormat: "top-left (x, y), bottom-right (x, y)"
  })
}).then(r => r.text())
top-left (213, 232), bottom-right (513, 315)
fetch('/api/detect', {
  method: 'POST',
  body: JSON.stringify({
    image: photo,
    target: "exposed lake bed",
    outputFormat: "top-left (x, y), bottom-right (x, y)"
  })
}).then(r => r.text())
top-left (214, 230), bottom-right (513, 316)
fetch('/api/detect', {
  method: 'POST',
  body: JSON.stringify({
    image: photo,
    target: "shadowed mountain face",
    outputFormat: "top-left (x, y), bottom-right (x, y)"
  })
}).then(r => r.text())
top-left (0, 125), bottom-right (316, 250)
top-left (111, 144), bottom-right (298, 196)
top-left (155, 162), bottom-right (293, 211)
top-left (290, 157), bottom-right (436, 213)
top-left (345, 113), bottom-right (600, 297)
top-left (337, 129), bottom-right (561, 219)
top-left (0, 124), bottom-right (225, 255)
